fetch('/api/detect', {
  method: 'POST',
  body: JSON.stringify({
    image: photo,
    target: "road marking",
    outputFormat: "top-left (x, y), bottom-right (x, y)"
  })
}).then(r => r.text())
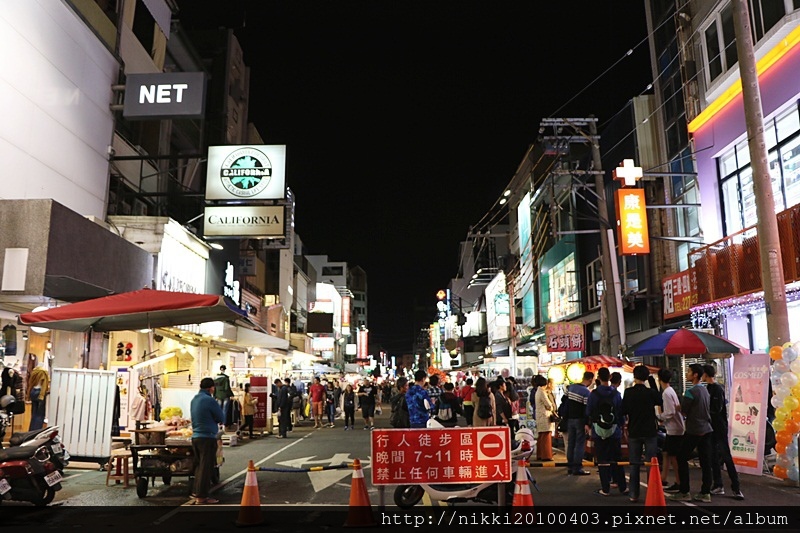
top-left (152, 433), bottom-right (313, 525)
top-left (61, 473), bottom-right (86, 481)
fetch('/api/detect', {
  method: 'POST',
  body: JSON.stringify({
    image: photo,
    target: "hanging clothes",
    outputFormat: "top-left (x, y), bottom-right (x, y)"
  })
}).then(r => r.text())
top-left (112, 385), bottom-right (121, 437)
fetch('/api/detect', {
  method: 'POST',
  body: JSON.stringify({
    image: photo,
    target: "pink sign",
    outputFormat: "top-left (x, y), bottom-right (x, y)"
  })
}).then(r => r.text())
top-left (729, 352), bottom-right (770, 476)
top-left (545, 321), bottom-right (584, 352)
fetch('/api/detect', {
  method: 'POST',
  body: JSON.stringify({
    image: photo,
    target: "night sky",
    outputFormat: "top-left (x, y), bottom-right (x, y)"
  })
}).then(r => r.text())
top-left (176, 1), bottom-right (653, 354)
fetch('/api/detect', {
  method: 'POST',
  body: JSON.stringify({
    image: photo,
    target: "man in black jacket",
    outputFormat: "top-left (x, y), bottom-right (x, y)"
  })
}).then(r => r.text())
top-left (621, 365), bottom-right (662, 503)
top-left (274, 378), bottom-right (292, 438)
top-left (389, 377), bottom-right (410, 428)
top-left (703, 364), bottom-right (743, 500)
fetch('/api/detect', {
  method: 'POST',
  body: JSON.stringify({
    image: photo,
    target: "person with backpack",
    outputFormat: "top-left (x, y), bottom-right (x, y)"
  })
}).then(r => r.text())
top-left (703, 364), bottom-right (743, 500)
top-left (427, 374), bottom-right (443, 416)
top-left (586, 367), bottom-right (627, 496)
top-left (436, 382), bottom-right (462, 427)
top-left (471, 377), bottom-right (496, 426)
top-left (621, 365), bottom-right (662, 502)
top-left (389, 377), bottom-right (410, 428)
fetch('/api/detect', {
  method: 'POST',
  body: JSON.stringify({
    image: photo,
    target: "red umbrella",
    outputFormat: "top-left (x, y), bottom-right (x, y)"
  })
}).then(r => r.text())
top-left (18, 288), bottom-right (250, 332)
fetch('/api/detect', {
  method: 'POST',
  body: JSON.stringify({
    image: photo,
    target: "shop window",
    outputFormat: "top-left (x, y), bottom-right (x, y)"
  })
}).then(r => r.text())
top-left (751, 0), bottom-right (786, 40)
top-left (776, 106), bottom-right (800, 143)
top-left (132, 0), bottom-right (156, 58)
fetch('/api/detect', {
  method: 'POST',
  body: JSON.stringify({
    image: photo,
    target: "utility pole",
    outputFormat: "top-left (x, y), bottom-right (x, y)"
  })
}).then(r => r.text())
top-left (589, 118), bottom-right (623, 356)
top-left (539, 117), bottom-right (624, 357)
top-left (732, 0), bottom-right (790, 347)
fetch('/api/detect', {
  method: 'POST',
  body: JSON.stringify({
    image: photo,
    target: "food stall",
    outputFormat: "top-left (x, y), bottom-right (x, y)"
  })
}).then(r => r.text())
top-left (129, 420), bottom-right (223, 498)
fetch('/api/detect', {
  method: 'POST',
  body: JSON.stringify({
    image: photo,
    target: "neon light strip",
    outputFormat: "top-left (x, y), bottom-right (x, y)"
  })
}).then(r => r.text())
top-left (688, 23), bottom-right (800, 133)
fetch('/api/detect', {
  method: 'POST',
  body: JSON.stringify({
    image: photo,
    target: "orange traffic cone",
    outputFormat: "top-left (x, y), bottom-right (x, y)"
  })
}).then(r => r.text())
top-left (344, 458), bottom-right (376, 527)
top-left (512, 460), bottom-right (534, 508)
top-left (235, 460), bottom-right (264, 527)
top-left (645, 456), bottom-right (666, 510)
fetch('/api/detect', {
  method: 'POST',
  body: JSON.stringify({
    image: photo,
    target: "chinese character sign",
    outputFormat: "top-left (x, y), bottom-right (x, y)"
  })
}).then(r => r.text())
top-left (616, 188), bottom-right (650, 255)
top-left (729, 353), bottom-right (770, 476)
top-left (662, 268), bottom-right (698, 319)
top-left (370, 427), bottom-right (511, 485)
top-left (545, 322), bottom-right (584, 352)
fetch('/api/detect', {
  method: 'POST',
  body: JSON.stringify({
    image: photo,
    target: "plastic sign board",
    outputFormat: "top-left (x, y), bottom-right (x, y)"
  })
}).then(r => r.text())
top-left (205, 145), bottom-right (287, 200)
top-left (545, 321), bottom-right (584, 352)
top-left (203, 205), bottom-right (285, 238)
top-left (616, 188), bottom-right (650, 254)
top-left (370, 427), bottom-right (511, 485)
top-left (662, 268), bottom-right (697, 319)
top-left (123, 72), bottom-right (207, 119)
top-left (729, 352), bottom-right (770, 476)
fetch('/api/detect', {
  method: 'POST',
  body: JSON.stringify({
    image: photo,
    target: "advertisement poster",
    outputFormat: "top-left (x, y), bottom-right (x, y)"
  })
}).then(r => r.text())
top-left (729, 352), bottom-right (770, 476)
top-left (116, 368), bottom-right (130, 431)
top-left (249, 375), bottom-right (270, 430)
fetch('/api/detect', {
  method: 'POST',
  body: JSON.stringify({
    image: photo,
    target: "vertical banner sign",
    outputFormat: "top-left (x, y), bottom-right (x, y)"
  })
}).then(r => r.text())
top-left (249, 376), bottom-right (270, 430)
top-left (662, 268), bottom-right (697, 319)
top-left (342, 296), bottom-right (351, 328)
top-left (616, 188), bottom-right (650, 255)
top-left (116, 368), bottom-right (130, 431)
top-left (545, 321), bottom-right (585, 352)
top-left (729, 352), bottom-right (770, 476)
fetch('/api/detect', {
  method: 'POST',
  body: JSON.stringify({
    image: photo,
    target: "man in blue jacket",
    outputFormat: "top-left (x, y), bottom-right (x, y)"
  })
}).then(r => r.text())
top-left (586, 367), bottom-right (627, 497)
top-left (191, 377), bottom-right (224, 504)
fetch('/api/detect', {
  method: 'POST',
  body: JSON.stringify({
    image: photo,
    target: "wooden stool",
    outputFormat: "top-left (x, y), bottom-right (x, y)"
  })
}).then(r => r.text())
top-left (106, 449), bottom-right (133, 487)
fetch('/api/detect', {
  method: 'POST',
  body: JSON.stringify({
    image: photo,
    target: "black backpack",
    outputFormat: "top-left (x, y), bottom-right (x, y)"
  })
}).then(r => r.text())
top-left (590, 393), bottom-right (617, 439)
top-left (476, 394), bottom-right (492, 419)
top-left (390, 394), bottom-right (409, 428)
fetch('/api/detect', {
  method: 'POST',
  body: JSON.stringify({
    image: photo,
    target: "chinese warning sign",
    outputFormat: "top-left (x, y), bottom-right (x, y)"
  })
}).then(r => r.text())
top-left (616, 188), bottom-right (650, 255)
top-left (662, 268), bottom-right (697, 319)
top-left (370, 427), bottom-right (511, 485)
top-left (545, 321), bottom-right (585, 352)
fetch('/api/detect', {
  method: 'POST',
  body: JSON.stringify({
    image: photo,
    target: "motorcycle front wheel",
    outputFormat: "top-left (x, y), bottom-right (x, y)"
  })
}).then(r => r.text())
top-left (393, 485), bottom-right (424, 509)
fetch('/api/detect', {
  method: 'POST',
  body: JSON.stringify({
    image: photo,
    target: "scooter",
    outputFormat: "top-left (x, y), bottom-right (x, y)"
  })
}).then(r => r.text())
top-left (393, 424), bottom-right (538, 508)
top-left (0, 395), bottom-right (68, 506)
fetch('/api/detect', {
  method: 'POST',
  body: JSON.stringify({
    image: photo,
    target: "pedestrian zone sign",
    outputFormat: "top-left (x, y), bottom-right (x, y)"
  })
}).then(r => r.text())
top-left (370, 427), bottom-right (511, 485)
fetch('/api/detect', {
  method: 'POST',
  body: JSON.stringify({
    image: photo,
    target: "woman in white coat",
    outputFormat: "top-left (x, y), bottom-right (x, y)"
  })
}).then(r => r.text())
top-left (534, 375), bottom-right (555, 461)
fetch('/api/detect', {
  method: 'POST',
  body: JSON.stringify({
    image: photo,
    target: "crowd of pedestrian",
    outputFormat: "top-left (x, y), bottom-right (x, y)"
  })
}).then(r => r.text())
top-left (548, 361), bottom-right (744, 504)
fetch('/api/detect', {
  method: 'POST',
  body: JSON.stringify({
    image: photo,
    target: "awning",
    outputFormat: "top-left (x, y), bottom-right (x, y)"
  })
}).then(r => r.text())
top-left (17, 288), bottom-right (251, 332)
top-left (235, 326), bottom-right (290, 350)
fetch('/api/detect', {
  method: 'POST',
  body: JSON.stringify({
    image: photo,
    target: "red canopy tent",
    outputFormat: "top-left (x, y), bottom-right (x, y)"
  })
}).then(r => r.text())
top-left (18, 288), bottom-right (253, 332)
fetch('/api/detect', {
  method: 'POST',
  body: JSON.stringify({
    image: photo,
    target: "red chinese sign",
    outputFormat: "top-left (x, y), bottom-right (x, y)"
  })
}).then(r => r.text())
top-left (370, 427), bottom-right (511, 485)
top-left (616, 188), bottom-right (650, 254)
top-left (662, 268), bottom-right (697, 319)
top-left (545, 321), bottom-right (585, 352)
top-left (249, 376), bottom-right (270, 429)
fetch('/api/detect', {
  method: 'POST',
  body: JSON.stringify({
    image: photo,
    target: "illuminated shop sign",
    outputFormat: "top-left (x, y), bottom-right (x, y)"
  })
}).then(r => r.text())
top-left (123, 72), bottom-right (207, 120)
top-left (203, 205), bottom-right (285, 237)
top-left (205, 145), bottom-right (286, 200)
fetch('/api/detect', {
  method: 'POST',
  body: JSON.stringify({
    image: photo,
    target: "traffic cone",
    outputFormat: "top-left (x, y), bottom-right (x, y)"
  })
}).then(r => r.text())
top-left (344, 458), bottom-right (376, 527)
top-left (645, 456), bottom-right (666, 510)
top-left (512, 460), bottom-right (534, 508)
top-left (235, 460), bottom-right (264, 527)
